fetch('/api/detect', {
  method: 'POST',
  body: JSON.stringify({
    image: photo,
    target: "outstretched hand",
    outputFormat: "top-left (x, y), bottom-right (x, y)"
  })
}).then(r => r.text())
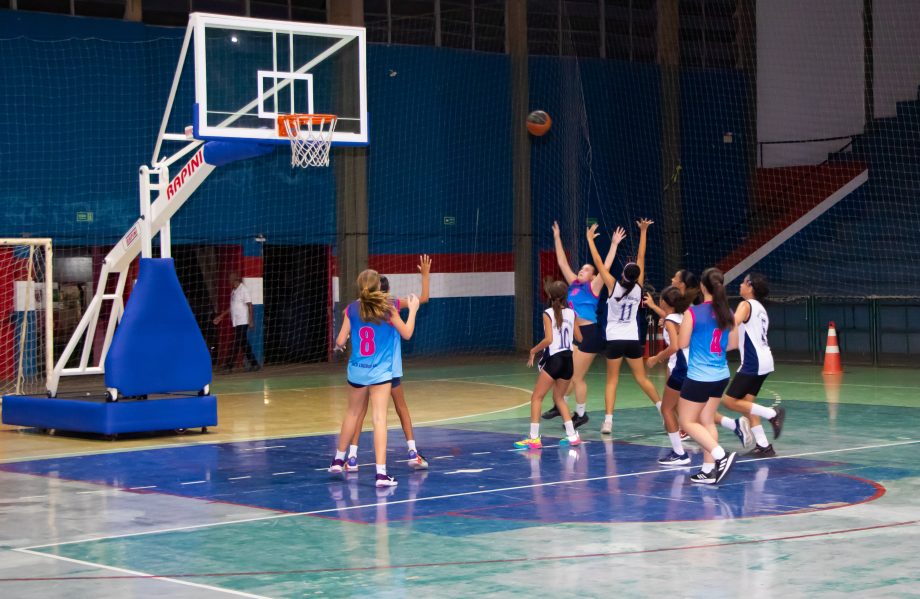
top-left (644, 291), bottom-right (655, 307)
top-left (551, 220), bottom-right (561, 238)
top-left (418, 254), bottom-right (432, 275)
top-left (612, 226), bottom-right (627, 245)
top-left (527, 351), bottom-right (536, 368)
top-left (586, 223), bottom-right (600, 241)
top-left (407, 293), bottom-right (420, 311)
top-left (636, 218), bottom-right (654, 231)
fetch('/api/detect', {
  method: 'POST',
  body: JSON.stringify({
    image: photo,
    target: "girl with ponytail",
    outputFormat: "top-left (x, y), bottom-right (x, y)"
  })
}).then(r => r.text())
top-left (329, 269), bottom-right (420, 488)
top-left (587, 218), bottom-right (662, 435)
top-left (677, 267), bottom-right (739, 485)
top-left (514, 280), bottom-right (583, 449)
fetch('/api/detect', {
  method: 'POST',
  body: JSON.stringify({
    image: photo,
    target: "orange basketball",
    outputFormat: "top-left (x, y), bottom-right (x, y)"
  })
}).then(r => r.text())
top-left (526, 110), bottom-right (552, 136)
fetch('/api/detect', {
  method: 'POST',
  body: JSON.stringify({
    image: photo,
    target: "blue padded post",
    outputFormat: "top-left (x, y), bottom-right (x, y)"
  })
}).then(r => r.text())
top-left (105, 258), bottom-right (212, 396)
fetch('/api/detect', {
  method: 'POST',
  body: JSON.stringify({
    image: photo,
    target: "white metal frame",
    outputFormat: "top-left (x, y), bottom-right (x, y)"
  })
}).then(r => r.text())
top-left (48, 12), bottom-right (368, 397)
top-left (0, 238), bottom-right (52, 395)
top-left (190, 13), bottom-right (367, 146)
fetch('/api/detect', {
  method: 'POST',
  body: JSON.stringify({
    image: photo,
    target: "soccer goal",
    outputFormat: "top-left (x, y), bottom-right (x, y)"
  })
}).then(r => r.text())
top-left (0, 239), bottom-right (53, 397)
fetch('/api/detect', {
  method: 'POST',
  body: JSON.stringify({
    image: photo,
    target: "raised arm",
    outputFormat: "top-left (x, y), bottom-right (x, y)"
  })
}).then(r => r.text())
top-left (552, 221), bottom-right (577, 284)
top-left (592, 226), bottom-right (627, 295)
top-left (644, 291), bottom-right (666, 319)
top-left (586, 224), bottom-right (615, 292)
top-left (399, 254), bottom-right (432, 307)
top-left (636, 218), bottom-right (653, 287)
top-left (390, 294), bottom-right (421, 340)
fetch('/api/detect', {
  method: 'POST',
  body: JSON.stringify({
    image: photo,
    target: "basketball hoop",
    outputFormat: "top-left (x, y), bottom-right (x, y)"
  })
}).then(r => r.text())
top-left (277, 114), bottom-right (338, 168)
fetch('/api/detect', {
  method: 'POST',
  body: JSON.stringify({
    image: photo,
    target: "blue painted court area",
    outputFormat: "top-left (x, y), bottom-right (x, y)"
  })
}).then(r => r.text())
top-left (1, 427), bottom-right (884, 527)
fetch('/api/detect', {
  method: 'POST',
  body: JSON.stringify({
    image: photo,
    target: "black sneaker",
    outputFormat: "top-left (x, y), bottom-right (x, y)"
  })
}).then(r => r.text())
top-left (715, 451), bottom-right (737, 484)
top-left (572, 412), bottom-right (589, 429)
top-left (541, 405), bottom-right (561, 420)
top-left (768, 405), bottom-right (786, 439)
top-left (744, 444), bottom-right (776, 458)
top-left (689, 469), bottom-right (716, 484)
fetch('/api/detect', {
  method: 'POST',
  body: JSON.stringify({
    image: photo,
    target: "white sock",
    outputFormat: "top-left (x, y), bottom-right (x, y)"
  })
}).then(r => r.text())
top-left (604, 414), bottom-right (613, 424)
top-left (576, 403), bottom-right (586, 416)
top-left (530, 422), bottom-right (540, 439)
top-left (655, 401), bottom-right (662, 413)
top-left (407, 439), bottom-right (417, 452)
top-left (701, 462), bottom-right (715, 473)
top-left (376, 464), bottom-right (387, 476)
top-left (711, 445), bottom-right (726, 460)
top-left (720, 416), bottom-right (736, 430)
top-left (563, 420), bottom-right (575, 437)
top-left (750, 404), bottom-right (777, 419)
top-left (335, 450), bottom-right (346, 461)
top-left (752, 425), bottom-right (770, 447)
top-left (667, 432), bottom-right (684, 455)
top-left (348, 444), bottom-right (358, 458)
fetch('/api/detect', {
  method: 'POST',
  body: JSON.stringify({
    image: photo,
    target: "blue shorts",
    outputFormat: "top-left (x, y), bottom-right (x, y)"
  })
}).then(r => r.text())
top-left (391, 377), bottom-right (401, 389)
top-left (680, 377), bottom-right (729, 403)
top-left (666, 372), bottom-right (686, 392)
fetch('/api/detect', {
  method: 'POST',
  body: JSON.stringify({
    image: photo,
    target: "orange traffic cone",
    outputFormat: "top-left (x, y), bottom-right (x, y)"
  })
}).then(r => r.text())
top-left (822, 321), bottom-right (843, 374)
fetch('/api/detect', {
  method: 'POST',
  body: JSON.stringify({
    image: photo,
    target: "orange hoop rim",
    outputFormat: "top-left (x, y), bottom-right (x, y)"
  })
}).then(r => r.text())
top-left (277, 113), bottom-right (338, 138)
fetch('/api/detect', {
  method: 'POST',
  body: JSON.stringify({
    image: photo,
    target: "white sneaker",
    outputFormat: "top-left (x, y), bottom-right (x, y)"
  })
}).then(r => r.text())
top-left (600, 420), bottom-right (612, 435)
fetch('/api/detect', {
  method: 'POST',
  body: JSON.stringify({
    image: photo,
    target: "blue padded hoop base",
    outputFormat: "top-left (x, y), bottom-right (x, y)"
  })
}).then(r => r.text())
top-left (1, 394), bottom-right (217, 436)
top-left (105, 258), bottom-right (212, 396)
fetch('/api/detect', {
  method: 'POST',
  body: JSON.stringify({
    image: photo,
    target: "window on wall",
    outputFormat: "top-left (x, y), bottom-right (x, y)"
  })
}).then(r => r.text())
top-left (605, 0), bottom-right (657, 62)
top-left (679, 0), bottom-right (737, 69)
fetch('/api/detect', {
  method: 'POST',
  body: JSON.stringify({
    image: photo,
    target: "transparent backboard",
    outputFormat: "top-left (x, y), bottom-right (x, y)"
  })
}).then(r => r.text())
top-left (191, 13), bottom-right (367, 146)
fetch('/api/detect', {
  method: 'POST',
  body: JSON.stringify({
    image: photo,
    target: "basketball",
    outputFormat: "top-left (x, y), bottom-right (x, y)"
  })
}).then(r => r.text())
top-left (526, 110), bottom-right (552, 136)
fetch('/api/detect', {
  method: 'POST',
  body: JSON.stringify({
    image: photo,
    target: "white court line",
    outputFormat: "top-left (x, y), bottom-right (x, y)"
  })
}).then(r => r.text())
top-left (19, 438), bottom-right (918, 552)
top-left (179, 481), bottom-right (206, 486)
top-left (242, 445), bottom-right (286, 451)
top-left (0, 377), bottom-right (532, 464)
top-left (128, 486), bottom-right (157, 490)
top-left (227, 476), bottom-right (250, 481)
top-left (271, 472), bottom-right (294, 476)
top-left (13, 549), bottom-right (271, 599)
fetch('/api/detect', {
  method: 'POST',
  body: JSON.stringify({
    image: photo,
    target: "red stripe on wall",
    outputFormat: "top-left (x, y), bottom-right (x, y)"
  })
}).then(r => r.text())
top-left (241, 256), bottom-right (263, 278)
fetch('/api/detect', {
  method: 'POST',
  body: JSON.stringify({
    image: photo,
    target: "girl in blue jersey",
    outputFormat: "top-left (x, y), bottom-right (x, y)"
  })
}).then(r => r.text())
top-left (345, 256), bottom-right (432, 472)
top-left (515, 280), bottom-right (584, 449)
top-left (716, 272), bottom-right (786, 456)
top-left (541, 221), bottom-right (626, 428)
top-left (677, 268), bottom-right (739, 484)
top-left (645, 286), bottom-right (691, 466)
top-left (329, 269), bottom-right (420, 488)
top-left (587, 219), bottom-right (662, 435)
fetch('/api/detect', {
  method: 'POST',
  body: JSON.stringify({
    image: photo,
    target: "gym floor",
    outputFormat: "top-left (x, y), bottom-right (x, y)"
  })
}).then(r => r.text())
top-left (0, 358), bottom-right (917, 597)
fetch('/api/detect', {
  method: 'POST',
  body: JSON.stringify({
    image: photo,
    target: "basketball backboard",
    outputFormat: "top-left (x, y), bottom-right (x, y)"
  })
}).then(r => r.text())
top-left (189, 13), bottom-right (367, 147)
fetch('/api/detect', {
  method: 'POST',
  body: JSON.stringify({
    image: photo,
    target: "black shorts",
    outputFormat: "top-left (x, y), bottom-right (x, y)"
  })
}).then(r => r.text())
top-left (680, 378), bottom-right (730, 403)
top-left (604, 340), bottom-right (644, 360)
top-left (538, 350), bottom-right (574, 380)
top-left (347, 379), bottom-right (392, 389)
top-left (725, 373), bottom-right (768, 399)
top-left (391, 377), bottom-right (402, 389)
top-left (574, 323), bottom-right (606, 354)
top-left (666, 372), bottom-right (686, 392)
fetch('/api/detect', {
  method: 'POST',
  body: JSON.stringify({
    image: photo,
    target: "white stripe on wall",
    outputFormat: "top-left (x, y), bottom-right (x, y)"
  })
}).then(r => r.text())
top-left (333, 272), bottom-right (515, 303)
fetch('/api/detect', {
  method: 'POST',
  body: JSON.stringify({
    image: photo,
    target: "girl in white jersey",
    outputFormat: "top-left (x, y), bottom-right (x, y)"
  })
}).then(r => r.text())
top-left (716, 272), bottom-right (786, 456)
top-left (515, 281), bottom-right (584, 449)
top-left (587, 219), bottom-right (662, 435)
top-left (645, 286), bottom-right (691, 465)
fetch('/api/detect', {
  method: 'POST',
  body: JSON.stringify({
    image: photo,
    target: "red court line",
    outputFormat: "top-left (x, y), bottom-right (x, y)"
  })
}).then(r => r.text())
top-left (8, 519), bottom-right (917, 583)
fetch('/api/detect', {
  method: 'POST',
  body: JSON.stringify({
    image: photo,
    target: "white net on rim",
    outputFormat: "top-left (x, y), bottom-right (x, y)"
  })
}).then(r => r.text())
top-left (281, 114), bottom-right (337, 168)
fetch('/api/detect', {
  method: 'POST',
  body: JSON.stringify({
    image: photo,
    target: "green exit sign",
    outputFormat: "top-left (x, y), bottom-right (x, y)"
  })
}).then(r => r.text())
top-left (443, 216), bottom-right (456, 225)
top-left (76, 211), bottom-right (94, 223)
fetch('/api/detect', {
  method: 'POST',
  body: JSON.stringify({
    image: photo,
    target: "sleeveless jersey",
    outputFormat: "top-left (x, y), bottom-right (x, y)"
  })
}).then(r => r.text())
top-left (391, 299), bottom-right (403, 378)
top-left (686, 302), bottom-right (731, 382)
top-left (663, 313), bottom-right (689, 376)
top-left (545, 307), bottom-right (576, 356)
top-left (567, 281), bottom-right (600, 323)
top-left (738, 299), bottom-right (774, 375)
top-left (346, 300), bottom-right (397, 385)
top-left (605, 282), bottom-right (641, 341)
